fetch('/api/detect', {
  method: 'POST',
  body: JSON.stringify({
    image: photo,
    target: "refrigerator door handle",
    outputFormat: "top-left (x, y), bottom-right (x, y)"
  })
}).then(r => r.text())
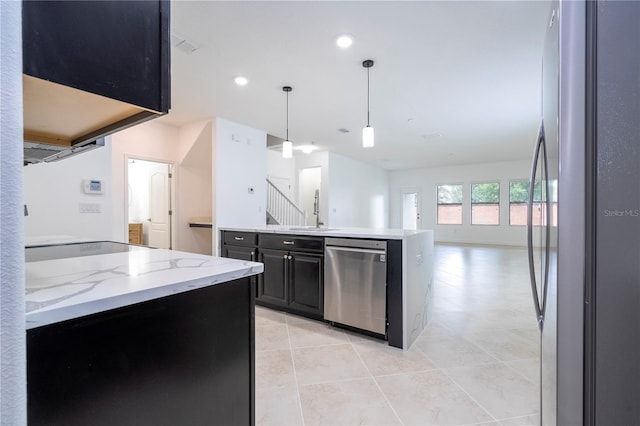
top-left (527, 120), bottom-right (550, 331)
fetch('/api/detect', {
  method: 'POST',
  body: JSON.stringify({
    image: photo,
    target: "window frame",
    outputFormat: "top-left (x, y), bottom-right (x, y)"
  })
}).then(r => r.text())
top-left (509, 179), bottom-right (529, 226)
top-left (470, 181), bottom-right (500, 226)
top-left (436, 183), bottom-right (463, 225)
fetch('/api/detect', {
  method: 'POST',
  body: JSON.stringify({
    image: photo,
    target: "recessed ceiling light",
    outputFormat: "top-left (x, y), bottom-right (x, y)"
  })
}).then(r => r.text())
top-left (234, 76), bottom-right (249, 86)
top-left (336, 34), bottom-right (353, 48)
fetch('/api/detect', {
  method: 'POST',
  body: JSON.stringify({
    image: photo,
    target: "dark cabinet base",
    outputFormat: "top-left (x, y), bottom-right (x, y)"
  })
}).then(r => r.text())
top-left (27, 279), bottom-right (255, 426)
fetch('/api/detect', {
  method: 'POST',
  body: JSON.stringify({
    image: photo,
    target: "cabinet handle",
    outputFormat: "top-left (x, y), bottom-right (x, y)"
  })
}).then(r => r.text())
top-left (250, 251), bottom-right (255, 261)
top-left (234, 236), bottom-right (244, 241)
top-left (288, 255), bottom-right (292, 260)
top-left (283, 254), bottom-right (288, 259)
top-left (283, 241), bottom-right (294, 245)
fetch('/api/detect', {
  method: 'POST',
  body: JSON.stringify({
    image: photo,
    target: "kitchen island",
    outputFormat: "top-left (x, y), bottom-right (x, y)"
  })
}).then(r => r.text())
top-left (26, 241), bottom-right (263, 426)
top-left (220, 226), bottom-right (434, 350)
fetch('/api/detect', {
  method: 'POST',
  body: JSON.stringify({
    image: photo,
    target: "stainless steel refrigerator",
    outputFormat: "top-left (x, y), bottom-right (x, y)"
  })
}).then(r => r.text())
top-left (528, 1), bottom-right (640, 425)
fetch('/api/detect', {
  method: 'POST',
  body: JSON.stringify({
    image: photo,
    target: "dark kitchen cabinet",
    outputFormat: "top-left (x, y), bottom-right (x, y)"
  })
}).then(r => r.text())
top-left (22, 0), bottom-right (170, 147)
top-left (221, 231), bottom-right (259, 294)
top-left (258, 235), bottom-right (324, 319)
top-left (28, 278), bottom-right (255, 426)
top-left (258, 249), bottom-right (289, 307)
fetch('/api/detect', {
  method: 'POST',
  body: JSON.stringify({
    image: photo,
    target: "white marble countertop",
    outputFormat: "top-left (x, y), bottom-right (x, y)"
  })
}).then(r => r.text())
top-left (219, 225), bottom-right (429, 240)
top-left (25, 245), bottom-right (263, 329)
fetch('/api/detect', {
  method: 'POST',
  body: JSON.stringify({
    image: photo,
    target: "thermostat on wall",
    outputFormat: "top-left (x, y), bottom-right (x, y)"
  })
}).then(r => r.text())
top-left (83, 179), bottom-right (104, 194)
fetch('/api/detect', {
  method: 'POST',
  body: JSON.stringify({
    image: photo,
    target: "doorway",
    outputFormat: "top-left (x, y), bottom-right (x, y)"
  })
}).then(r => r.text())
top-left (299, 167), bottom-right (321, 226)
top-left (401, 190), bottom-right (421, 230)
top-left (127, 158), bottom-right (173, 249)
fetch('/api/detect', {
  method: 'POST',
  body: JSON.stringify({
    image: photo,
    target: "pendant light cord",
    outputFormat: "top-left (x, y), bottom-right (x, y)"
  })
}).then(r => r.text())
top-left (367, 66), bottom-right (370, 126)
top-left (286, 90), bottom-right (289, 141)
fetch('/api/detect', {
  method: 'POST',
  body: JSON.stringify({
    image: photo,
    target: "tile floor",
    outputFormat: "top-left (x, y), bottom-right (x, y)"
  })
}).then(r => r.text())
top-left (255, 244), bottom-right (541, 426)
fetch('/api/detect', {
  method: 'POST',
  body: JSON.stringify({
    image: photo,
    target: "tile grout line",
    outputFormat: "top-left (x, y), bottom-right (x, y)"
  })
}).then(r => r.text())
top-left (351, 342), bottom-right (405, 426)
top-left (439, 366), bottom-right (500, 424)
top-left (285, 314), bottom-right (306, 426)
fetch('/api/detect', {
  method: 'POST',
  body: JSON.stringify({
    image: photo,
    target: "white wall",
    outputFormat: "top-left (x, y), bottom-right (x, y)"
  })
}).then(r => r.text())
top-left (111, 120), bottom-right (181, 244)
top-left (389, 159), bottom-right (531, 246)
top-left (299, 167), bottom-right (321, 226)
top-left (327, 152), bottom-right (389, 228)
top-left (1, 2), bottom-right (26, 421)
top-left (24, 140), bottom-right (114, 242)
top-left (177, 120), bottom-right (213, 255)
top-left (213, 117), bottom-right (267, 253)
top-left (294, 151), bottom-right (330, 226)
top-left (266, 149), bottom-right (297, 202)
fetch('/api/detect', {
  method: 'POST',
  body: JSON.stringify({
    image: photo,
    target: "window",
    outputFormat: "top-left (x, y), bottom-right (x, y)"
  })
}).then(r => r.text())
top-left (471, 182), bottom-right (500, 225)
top-left (509, 180), bottom-right (558, 226)
top-left (509, 181), bottom-right (529, 226)
top-left (437, 184), bottom-right (462, 225)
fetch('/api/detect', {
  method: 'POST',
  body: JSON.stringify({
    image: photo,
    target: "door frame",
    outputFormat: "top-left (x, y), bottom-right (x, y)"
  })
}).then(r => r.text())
top-left (124, 154), bottom-right (176, 249)
top-left (400, 187), bottom-right (422, 230)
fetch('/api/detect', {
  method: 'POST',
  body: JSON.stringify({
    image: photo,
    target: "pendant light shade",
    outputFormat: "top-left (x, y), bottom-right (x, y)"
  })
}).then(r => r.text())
top-left (362, 125), bottom-right (374, 148)
top-left (282, 140), bottom-right (293, 158)
top-left (282, 86), bottom-right (293, 159)
top-left (362, 59), bottom-right (374, 148)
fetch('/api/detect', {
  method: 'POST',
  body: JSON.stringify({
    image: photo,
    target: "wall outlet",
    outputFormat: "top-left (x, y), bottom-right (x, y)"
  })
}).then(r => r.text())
top-left (79, 203), bottom-right (101, 213)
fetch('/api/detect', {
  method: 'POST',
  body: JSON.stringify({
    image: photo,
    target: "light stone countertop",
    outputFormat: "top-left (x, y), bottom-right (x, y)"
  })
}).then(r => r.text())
top-left (219, 225), bottom-right (429, 240)
top-left (25, 244), bottom-right (263, 329)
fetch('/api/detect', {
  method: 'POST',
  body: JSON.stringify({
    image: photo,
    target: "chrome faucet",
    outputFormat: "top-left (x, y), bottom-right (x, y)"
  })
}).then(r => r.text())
top-left (313, 189), bottom-right (321, 228)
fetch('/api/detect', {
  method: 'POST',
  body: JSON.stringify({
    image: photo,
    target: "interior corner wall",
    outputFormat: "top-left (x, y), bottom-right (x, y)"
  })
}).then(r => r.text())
top-left (213, 117), bottom-right (267, 255)
top-left (111, 120), bottom-right (181, 244)
top-left (23, 139), bottom-right (114, 242)
top-left (388, 159), bottom-right (531, 246)
top-left (327, 152), bottom-right (389, 228)
top-left (176, 120), bottom-right (214, 255)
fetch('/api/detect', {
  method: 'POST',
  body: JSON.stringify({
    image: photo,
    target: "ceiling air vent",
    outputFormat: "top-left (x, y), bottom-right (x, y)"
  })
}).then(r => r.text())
top-left (337, 128), bottom-right (350, 133)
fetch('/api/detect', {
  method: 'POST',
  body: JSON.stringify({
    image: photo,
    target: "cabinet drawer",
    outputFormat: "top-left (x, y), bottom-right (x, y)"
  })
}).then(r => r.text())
top-left (260, 234), bottom-right (324, 253)
top-left (223, 231), bottom-right (258, 247)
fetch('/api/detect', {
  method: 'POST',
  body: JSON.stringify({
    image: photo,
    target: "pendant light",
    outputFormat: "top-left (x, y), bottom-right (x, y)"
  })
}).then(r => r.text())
top-left (282, 86), bottom-right (293, 158)
top-left (362, 59), bottom-right (374, 148)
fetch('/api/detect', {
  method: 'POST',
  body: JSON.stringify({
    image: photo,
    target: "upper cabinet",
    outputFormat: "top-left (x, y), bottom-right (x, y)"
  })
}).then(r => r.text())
top-left (22, 0), bottom-right (170, 148)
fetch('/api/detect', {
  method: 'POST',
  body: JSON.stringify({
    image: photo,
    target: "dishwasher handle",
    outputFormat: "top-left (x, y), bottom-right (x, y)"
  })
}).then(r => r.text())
top-left (325, 245), bottom-right (386, 256)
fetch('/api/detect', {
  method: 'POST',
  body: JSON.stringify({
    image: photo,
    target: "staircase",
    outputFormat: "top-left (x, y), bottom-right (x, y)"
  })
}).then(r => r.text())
top-left (266, 178), bottom-right (307, 226)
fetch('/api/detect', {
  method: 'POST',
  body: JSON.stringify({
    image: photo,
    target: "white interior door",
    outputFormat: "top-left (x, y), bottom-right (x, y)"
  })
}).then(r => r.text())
top-left (148, 163), bottom-right (171, 249)
top-left (401, 191), bottom-right (420, 230)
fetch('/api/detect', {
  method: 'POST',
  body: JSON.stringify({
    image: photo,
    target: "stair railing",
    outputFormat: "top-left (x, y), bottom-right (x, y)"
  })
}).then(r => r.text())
top-left (266, 178), bottom-right (307, 226)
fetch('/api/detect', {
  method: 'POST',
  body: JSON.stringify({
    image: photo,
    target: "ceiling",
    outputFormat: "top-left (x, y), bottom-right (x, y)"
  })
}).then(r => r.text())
top-left (159, 1), bottom-right (551, 170)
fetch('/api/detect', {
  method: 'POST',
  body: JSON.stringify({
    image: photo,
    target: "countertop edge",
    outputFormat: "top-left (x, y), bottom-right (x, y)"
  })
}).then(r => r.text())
top-left (219, 226), bottom-right (432, 240)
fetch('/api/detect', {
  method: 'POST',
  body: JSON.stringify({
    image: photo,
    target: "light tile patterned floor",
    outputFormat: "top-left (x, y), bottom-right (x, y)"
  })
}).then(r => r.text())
top-left (255, 244), bottom-right (540, 425)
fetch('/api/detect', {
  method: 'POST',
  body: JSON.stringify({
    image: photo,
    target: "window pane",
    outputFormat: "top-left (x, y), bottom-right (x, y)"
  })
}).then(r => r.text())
top-left (509, 180), bottom-right (558, 226)
top-left (437, 184), bottom-right (462, 204)
top-left (437, 205), bottom-right (462, 225)
top-left (437, 184), bottom-right (463, 224)
top-left (509, 181), bottom-right (529, 203)
top-left (471, 182), bottom-right (499, 225)
top-left (510, 180), bottom-right (528, 225)
top-left (471, 182), bottom-right (499, 204)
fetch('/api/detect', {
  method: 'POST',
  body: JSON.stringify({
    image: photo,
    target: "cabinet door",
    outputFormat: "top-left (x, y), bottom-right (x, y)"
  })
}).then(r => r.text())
top-left (222, 245), bottom-right (256, 262)
top-left (289, 253), bottom-right (323, 318)
top-left (258, 249), bottom-right (288, 307)
top-left (22, 0), bottom-right (170, 113)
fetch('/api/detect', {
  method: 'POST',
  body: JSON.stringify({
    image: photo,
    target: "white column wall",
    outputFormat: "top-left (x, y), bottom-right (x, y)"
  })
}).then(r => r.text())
top-left (1, 2), bottom-right (27, 422)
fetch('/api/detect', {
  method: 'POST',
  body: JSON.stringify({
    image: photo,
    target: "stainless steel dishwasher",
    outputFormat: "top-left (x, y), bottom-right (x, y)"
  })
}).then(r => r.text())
top-left (324, 238), bottom-right (387, 335)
